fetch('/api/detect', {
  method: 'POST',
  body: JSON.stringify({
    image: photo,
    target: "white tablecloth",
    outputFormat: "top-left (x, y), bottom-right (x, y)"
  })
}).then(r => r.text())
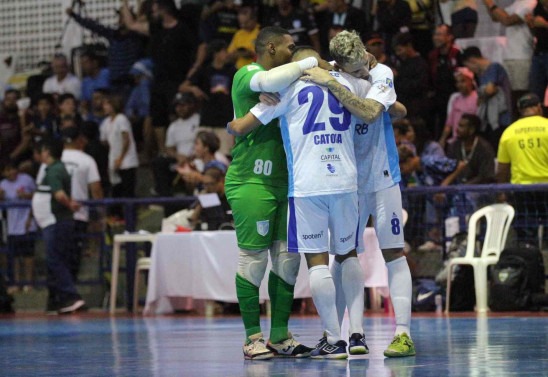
top-left (144, 230), bottom-right (389, 315)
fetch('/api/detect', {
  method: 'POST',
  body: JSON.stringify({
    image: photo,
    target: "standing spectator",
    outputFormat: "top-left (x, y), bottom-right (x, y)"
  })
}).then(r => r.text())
top-left (31, 139), bottom-right (85, 314)
top-left (125, 59), bottom-right (153, 150)
top-left (374, 0), bottom-right (412, 55)
top-left (100, 95), bottom-right (139, 214)
top-left (82, 121), bottom-right (110, 197)
top-left (42, 54), bottom-right (81, 100)
top-left (0, 89), bottom-right (31, 166)
top-left (201, 0), bottom-right (240, 45)
top-left (27, 94), bottom-right (58, 144)
top-left (428, 24), bottom-right (462, 139)
top-left (180, 40), bottom-right (236, 156)
top-left (122, 0), bottom-right (198, 157)
top-left (405, 0), bottom-right (435, 58)
top-left (83, 89), bottom-right (108, 126)
top-left (319, 0), bottom-right (368, 55)
top-left (151, 92), bottom-right (200, 197)
top-left (462, 47), bottom-right (512, 151)
top-left (227, 6), bottom-right (260, 69)
top-left (441, 0), bottom-right (478, 38)
top-left (0, 162), bottom-right (36, 290)
top-left (79, 50), bottom-right (110, 108)
top-left (66, 5), bottom-right (145, 96)
top-left (526, 0), bottom-right (548, 105)
top-left (265, 0), bottom-right (321, 53)
top-left (482, 0), bottom-right (536, 101)
top-left (365, 33), bottom-right (393, 67)
top-left (439, 67), bottom-right (478, 148)
top-left (392, 33), bottom-right (431, 123)
top-left (497, 93), bottom-right (548, 244)
top-left (56, 93), bottom-right (83, 131)
top-left (36, 127), bottom-right (103, 281)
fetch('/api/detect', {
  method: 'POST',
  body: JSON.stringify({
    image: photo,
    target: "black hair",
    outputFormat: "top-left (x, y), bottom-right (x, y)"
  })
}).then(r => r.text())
top-left (58, 93), bottom-right (76, 105)
top-left (392, 32), bottom-right (414, 49)
top-left (155, 0), bottom-right (178, 16)
top-left (462, 46), bottom-right (482, 61)
top-left (207, 39), bottom-right (228, 58)
top-left (4, 88), bottom-right (21, 98)
top-left (196, 131), bottom-right (220, 155)
top-left (460, 113), bottom-right (481, 133)
top-left (41, 138), bottom-right (64, 160)
top-left (255, 26), bottom-right (291, 55)
top-left (37, 93), bottom-right (55, 106)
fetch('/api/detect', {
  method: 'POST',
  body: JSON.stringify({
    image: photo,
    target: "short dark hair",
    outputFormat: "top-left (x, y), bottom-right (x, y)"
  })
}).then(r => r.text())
top-left (196, 131), bottom-right (220, 154)
top-left (58, 93), bottom-right (76, 105)
top-left (255, 26), bottom-right (290, 55)
top-left (462, 46), bottom-right (482, 61)
top-left (392, 32), bottom-right (414, 48)
top-left (460, 113), bottom-right (481, 133)
top-left (37, 93), bottom-right (55, 106)
top-left (207, 39), bottom-right (228, 58)
top-left (4, 88), bottom-right (21, 98)
top-left (80, 50), bottom-right (100, 62)
top-left (41, 138), bottom-right (64, 160)
top-left (155, 0), bottom-right (178, 16)
top-left (106, 94), bottom-right (125, 114)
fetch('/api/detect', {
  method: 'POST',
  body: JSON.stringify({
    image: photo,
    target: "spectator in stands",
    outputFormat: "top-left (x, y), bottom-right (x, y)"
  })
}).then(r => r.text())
top-left (392, 33), bottom-right (431, 122)
top-left (79, 50), bottom-right (110, 108)
top-left (405, 0), bottom-right (435, 58)
top-left (428, 24), bottom-right (462, 139)
top-left (122, 0), bottom-right (198, 158)
top-left (125, 59), bottom-right (153, 150)
top-left (27, 94), bottom-right (58, 144)
top-left (227, 5), bottom-right (260, 69)
top-left (176, 131), bottom-right (228, 192)
top-left (265, 0), bottom-right (321, 53)
top-left (189, 166), bottom-right (233, 231)
top-left (365, 33), bottom-right (392, 67)
top-left (180, 40), bottom-right (236, 156)
top-left (319, 0), bottom-right (368, 55)
top-left (82, 121), bottom-right (110, 196)
top-left (482, 0), bottom-right (536, 101)
top-left (462, 46), bottom-right (512, 151)
top-left (441, 0), bottom-right (478, 38)
top-left (526, 0), bottom-right (548, 105)
top-left (31, 138), bottom-right (85, 314)
top-left (60, 127), bottom-right (103, 280)
top-left (439, 67), bottom-right (478, 148)
top-left (374, 0), bottom-right (412, 55)
top-left (0, 89), bottom-right (31, 166)
top-left (67, 5), bottom-right (145, 96)
top-left (497, 93), bottom-right (548, 244)
top-left (56, 93), bottom-right (82, 131)
top-left (152, 92), bottom-right (200, 197)
top-left (447, 113), bottom-right (495, 184)
top-left (83, 89), bottom-right (108, 126)
top-left (42, 54), bottom-right (81, 100)
top-left (100, 94), bottom-right (139, 214)
top-left (0, 161), bottom-right (36, 290)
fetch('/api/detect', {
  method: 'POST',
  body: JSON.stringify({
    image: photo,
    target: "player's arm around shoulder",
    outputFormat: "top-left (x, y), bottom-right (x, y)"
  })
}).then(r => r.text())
top-left (227, 112), bottom-right (263, 136)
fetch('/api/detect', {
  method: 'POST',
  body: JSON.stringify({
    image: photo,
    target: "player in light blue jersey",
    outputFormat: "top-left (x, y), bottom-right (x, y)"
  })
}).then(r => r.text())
top-left (303, 31), bottom-right (415, 358)
top-left (230, 46), bottom-right (371, 359)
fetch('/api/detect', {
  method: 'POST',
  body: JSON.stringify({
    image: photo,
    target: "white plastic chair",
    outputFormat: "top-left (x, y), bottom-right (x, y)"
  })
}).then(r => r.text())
top-left (133, 257), bottom-right (152, 313)
top-left (445, 203), bottom-right (515, 313)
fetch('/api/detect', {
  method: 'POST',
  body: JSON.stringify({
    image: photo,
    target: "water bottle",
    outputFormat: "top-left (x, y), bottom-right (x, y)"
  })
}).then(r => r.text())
top-left (435, 294), bottom-right (443, 313)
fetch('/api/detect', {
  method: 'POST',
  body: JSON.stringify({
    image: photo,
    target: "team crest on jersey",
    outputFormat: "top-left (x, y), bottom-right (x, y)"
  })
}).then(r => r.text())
top-left (256, 220), bottom-right (270, 236)
top-left (386, 78), bottom-right (393, 88)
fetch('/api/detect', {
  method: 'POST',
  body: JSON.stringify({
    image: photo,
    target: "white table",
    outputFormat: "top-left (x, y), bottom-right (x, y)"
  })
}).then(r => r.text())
top-left (143, 230), bottom-right (390, 315)
top-left (109, 233), bottom-right (156, 314)
top-left (144, 231), bottom-right (311, 315)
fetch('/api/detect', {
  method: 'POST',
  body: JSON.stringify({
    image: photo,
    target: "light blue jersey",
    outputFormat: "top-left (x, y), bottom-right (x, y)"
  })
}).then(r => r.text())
top-left (251, 71), bottom-right (370, 198)
top-left (354, 63), bottom-right (401, 195)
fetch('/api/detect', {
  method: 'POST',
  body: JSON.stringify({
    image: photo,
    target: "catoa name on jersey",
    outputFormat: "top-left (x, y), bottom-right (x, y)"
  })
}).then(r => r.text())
top-left (313, 133), bottom-right (343, 145)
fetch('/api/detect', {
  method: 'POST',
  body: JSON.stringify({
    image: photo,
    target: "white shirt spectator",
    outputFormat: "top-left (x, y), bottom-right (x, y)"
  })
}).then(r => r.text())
top-left (504, 0), bottom-right (536, 60)
top-left (42, 73), bottom-right (82, 99)
top-left (100, 114), bottom-right (139, 184)
top-left (165, 113), bottom-right (200, 156)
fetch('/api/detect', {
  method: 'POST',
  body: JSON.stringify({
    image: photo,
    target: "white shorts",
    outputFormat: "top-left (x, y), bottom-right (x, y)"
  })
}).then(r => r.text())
top-left (288, 192), bottom-right (358, 255)
top-left (357, 184), bottom-right (405, 252)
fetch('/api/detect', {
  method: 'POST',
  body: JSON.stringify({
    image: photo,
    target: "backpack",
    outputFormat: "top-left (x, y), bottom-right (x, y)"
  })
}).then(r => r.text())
top-left (412, 279), bottom-right (443, 312)
top-left (489, 245), bottom-right (546, 311)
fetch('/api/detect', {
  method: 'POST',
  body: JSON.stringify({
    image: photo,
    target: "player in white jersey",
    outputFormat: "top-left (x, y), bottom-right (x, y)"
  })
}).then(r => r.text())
top-left (303, 31), bottom-right (415, 357)
top-left (229, 46), bottom-right (370, 359)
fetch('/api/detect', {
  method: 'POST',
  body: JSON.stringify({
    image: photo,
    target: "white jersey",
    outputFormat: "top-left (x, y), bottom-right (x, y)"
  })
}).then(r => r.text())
top-left (36, 149), bottom-right (101, 222)
top-left (355, 63), bottom-right (401, 194)
top-left (251, 71), bottom-right (370, 197)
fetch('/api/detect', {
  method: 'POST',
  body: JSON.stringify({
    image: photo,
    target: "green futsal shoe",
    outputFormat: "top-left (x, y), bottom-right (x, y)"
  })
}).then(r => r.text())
top-left (383, 333), bottom-right (416, 357)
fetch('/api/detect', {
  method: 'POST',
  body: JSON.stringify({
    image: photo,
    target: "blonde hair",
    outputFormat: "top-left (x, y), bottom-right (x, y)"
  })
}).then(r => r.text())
top-left (329, 30), bottom-right (367, 66)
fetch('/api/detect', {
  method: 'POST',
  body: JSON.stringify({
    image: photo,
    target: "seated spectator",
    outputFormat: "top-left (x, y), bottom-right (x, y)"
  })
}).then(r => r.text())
top-left (447, 114), bottom-right (495, 184)
top-left (180, 40), bottom-right (236, 156)
top-left (42, 54), bottom-right (81, 100)
top-left (227, 5), bottom-right (260, 69)
top-left (442, 0), bottom-right (478, 38)
top-left (0, 161), bottom-right (37, 290)
top-left (189, 166), bottom-right (233, 230)
top-left (82, 121), bottom-right (110, 196)
top-left (27, 94), bottom-right (58, 144)
top-left (0, 89), bottom-right (32, 167)
top-left (80, 50), bottom-right (110, 108)
top-left (83, 88), bottom-right (108, 125)
top-left (439, 67), bottom-right (478, 148)
top-left (151, 92), bottom-right (200, 196)
top-left (176, 131), bottom-right (228, 193)
top-left (57, 93), bottom-right (83, 131)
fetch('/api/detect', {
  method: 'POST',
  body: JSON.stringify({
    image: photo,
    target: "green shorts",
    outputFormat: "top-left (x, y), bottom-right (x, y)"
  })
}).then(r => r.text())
top-left (225, 183), bottom-right (288, 250)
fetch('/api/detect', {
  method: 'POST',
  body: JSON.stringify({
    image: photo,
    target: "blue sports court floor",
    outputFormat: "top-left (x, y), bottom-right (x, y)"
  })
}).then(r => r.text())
top-left (0, 313), bottom-right (547, 376)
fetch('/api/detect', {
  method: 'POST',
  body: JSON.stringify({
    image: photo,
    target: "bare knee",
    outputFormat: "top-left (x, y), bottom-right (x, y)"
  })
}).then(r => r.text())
top-left (382, 248), bottom-right (404, 263)
top-left (334, 249), bottom-right (358, 264)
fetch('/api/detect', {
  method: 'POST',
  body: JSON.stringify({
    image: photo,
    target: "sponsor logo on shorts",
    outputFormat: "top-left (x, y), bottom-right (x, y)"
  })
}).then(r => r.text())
top-left (302, 230), bottom-right (324, 240)
top-left (340, 232), bottom-right (354, 243)
top-left (256, 220), bottom-right (269, 236)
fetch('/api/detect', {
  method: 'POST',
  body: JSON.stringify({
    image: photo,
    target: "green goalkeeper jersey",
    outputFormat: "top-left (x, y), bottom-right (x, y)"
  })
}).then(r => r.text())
top-left (226, 63), bottom-right (288, 188)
